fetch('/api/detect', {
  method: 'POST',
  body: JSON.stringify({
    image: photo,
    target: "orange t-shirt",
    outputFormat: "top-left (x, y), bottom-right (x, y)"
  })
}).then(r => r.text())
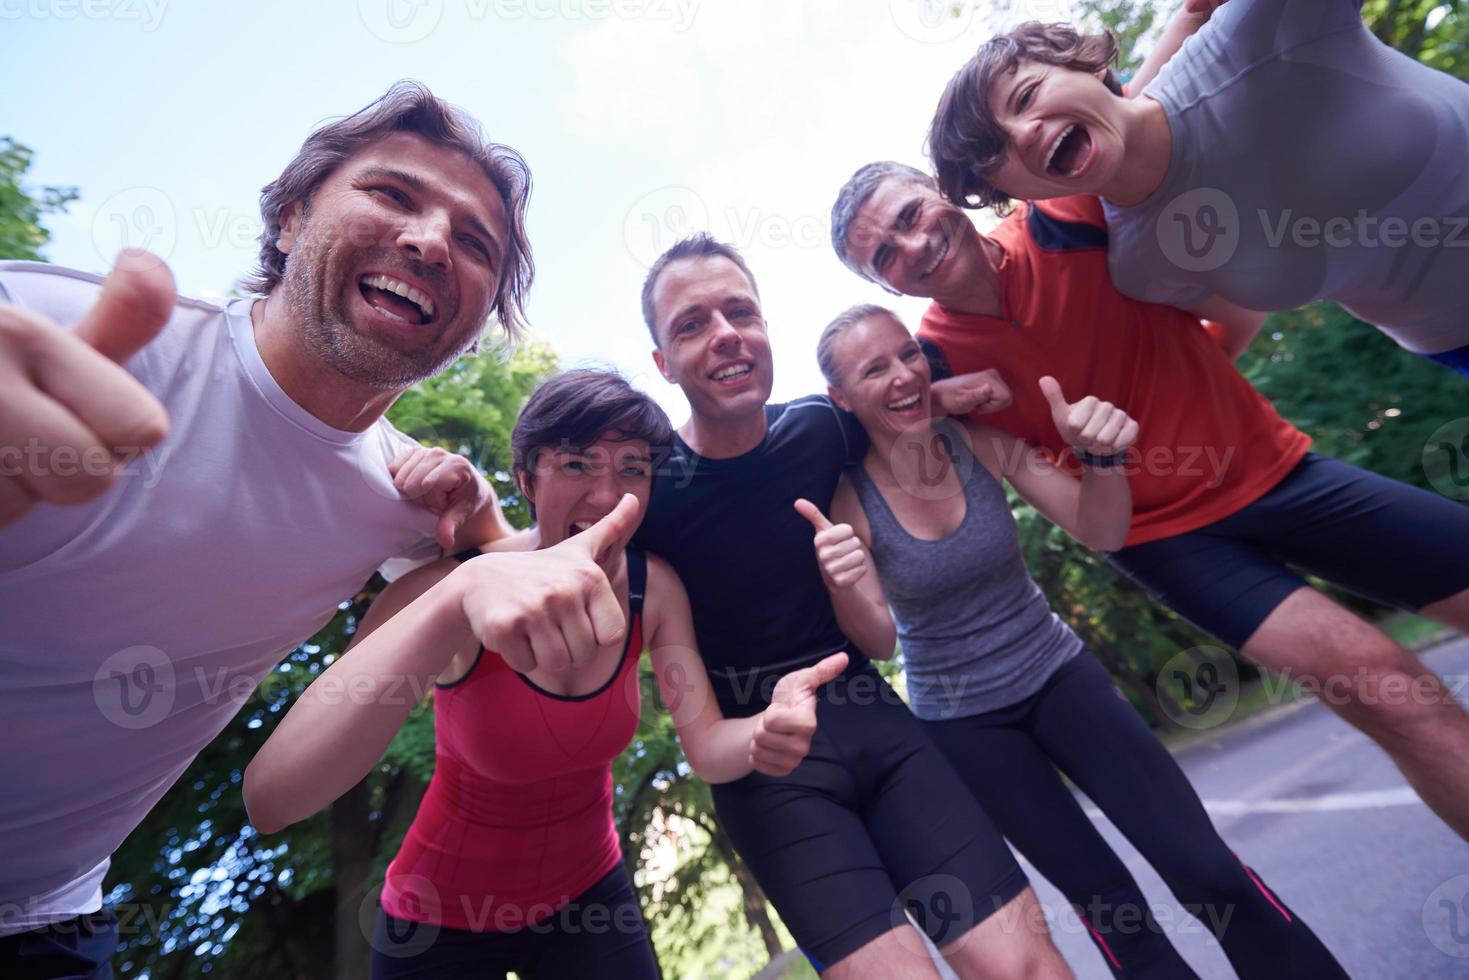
top-left (920, 195), bottom-right (1311, 547)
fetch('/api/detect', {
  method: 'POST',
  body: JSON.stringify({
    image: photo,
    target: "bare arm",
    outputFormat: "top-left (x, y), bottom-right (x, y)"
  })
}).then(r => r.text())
top-left (962, 376), bottom-right (1138, 551)
top-left (798, 485), bottom-right (898, 662)
top-left (243, 559), bottom-right (474, 834)
top-left (1189, 296), bottom-right (1268, 361)
top-left (964, 422), bottom-right (1132, 552)
top-left (645, 556), bottom-right (846, 783)
top-left (1128, 3), bottom-right (1216, 95)
top-left (244, 497), bottom-right (645, 833)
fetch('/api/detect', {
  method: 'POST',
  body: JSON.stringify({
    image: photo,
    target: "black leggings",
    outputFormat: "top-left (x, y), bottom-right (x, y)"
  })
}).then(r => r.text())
top-left (369, 865), bottom-right (660, 979)
top-left (922, 653), bottom-right (1346, 979)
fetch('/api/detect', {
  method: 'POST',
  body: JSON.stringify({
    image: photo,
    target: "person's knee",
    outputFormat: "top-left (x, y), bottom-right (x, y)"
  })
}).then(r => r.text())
top-left (824, 926), bottom-right (943, 979)
top-left (1153, 850), bottom-right (1260, 925)
top-left (941, 888), bottom-right (1069, 979)
top-left (1420, 585), bottom-right (1469, 632)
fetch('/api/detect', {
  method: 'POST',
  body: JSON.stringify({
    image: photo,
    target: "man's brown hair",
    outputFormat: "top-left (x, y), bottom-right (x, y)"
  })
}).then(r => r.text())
top-left (243, 80), bottom-right (535, 338)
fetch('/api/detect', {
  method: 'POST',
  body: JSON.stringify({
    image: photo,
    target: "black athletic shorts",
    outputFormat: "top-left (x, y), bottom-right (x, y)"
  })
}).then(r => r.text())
top-left (1108, 453), bottom-right (1469, 649)
top-left (0, 909), bottom-right (116, 980)
top-left (370, 865), bottom-right (659, 979)
top-left (710, 664), bottom-right (1028, 971)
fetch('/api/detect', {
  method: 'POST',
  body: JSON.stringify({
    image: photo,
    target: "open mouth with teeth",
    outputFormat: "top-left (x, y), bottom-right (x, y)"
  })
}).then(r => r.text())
top-left (567, 518), bottom-right (596, 537)
top-left (359, 273), bottom-right (437, 326)
top-left (1045, 123), bottom-right (1093, 178)
top-left (887, 393), bottom-right (923, 413)
top-left (709, 363), bottom-right (754, 384)
top-left (920, 235), bottom-right (950, 279)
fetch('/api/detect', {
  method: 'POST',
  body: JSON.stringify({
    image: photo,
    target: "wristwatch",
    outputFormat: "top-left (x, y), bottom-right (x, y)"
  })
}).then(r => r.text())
top-left (1075, 448), bottom-right (1125, 469)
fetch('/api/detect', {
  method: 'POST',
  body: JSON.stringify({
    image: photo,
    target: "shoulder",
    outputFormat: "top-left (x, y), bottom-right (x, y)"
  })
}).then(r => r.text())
top-left (777, 393), bottom-right (841, 425)
top-left (0, 261), bottom-right (234, 389)
top-left (957, 419), bottom-right (1016, 478)
top-left (776, 394), bottom-right (866, 459)
top-left (0, 260), bottom-right (226, 323)
top-left (1027, 196), bottom-right (1110, 252)
top-left (645, 551), bottom-right (681, 591)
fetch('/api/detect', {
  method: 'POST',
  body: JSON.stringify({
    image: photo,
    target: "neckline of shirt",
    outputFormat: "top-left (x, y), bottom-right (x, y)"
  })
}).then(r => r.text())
top-left (225, 297), bottom-right (375, 446)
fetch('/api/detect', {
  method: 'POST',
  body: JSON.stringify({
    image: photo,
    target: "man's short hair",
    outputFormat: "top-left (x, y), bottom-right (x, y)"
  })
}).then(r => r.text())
top-left (243, 80), bottom-right (535, 338)
top-left (829, 161), bottom-right (936, 279)
top-left (639, 232), bottom-right (760, 346)
top-left (928, 22), bottom-right (1122, 213)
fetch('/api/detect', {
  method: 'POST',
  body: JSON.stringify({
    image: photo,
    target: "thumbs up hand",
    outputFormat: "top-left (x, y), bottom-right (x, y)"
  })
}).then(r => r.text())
top-left (794, 498), bottom-right (869, 589)
top-left (751, 652), bottom-right (848, 776)
top-left (1038, 376), bottom-right (1139, 459)
top-left (0, 250), bottom-right (174, 525)
top-left (456, 493), bottom-right (641, 673)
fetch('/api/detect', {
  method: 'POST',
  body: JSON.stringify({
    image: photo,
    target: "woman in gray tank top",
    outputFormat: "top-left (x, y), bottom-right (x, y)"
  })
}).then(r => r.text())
top-left (803, 306), bottom-right (1348, 980)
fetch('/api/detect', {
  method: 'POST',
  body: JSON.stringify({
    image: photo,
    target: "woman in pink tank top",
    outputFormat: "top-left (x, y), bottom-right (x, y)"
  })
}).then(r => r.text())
top-left (244, 370), bottom-right (847, 978)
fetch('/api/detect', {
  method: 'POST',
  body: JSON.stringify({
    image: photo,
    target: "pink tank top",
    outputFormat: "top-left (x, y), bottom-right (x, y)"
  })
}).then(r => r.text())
top-left (380, 550), bottom-right (646, 932)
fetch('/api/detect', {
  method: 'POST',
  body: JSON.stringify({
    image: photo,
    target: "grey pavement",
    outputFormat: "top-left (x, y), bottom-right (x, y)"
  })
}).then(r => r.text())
top-left (1018, 635), bottom-right (1469, 979)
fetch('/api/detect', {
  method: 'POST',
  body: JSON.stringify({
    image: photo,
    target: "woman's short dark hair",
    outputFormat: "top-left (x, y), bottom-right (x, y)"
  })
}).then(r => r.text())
top-left (511, 369), bottom-right (675, 499)
top-left (243, 80), bottom-right (535, 339)
top-left (928, 22), bottom-right (1121, 213)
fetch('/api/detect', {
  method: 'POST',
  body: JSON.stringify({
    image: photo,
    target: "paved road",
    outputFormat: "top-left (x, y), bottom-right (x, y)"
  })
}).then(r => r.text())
top-left (1021, 636), bottom-right (1469, 979)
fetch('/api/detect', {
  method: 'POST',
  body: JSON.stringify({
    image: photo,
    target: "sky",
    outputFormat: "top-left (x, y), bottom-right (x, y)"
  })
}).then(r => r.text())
top-left (2, 0), bottom-right (1090, 421)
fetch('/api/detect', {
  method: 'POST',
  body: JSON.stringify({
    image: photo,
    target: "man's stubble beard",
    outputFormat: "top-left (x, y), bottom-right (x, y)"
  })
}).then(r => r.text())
top-left (282, 220), bottom-right (483, 391)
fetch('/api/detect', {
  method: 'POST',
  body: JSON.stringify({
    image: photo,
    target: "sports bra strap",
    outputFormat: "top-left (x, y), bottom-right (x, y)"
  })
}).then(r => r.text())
top-left (626, 547), bottom-right (647, 618)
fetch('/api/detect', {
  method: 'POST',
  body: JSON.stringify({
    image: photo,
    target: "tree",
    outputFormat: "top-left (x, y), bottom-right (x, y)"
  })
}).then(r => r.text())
top-left (0, 136), bottom-right (76, 261)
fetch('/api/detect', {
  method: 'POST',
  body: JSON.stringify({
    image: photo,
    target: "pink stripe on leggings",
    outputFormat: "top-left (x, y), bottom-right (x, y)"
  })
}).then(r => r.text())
top-left (1079, 912), bottom-right (1124, 970)
top-left (1236, 854), bottom-right (1292, 923)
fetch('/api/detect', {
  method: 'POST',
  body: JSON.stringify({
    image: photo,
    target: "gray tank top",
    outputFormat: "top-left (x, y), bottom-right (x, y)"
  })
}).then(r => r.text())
top-left (847, 424), bottom-right (1083, 720)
